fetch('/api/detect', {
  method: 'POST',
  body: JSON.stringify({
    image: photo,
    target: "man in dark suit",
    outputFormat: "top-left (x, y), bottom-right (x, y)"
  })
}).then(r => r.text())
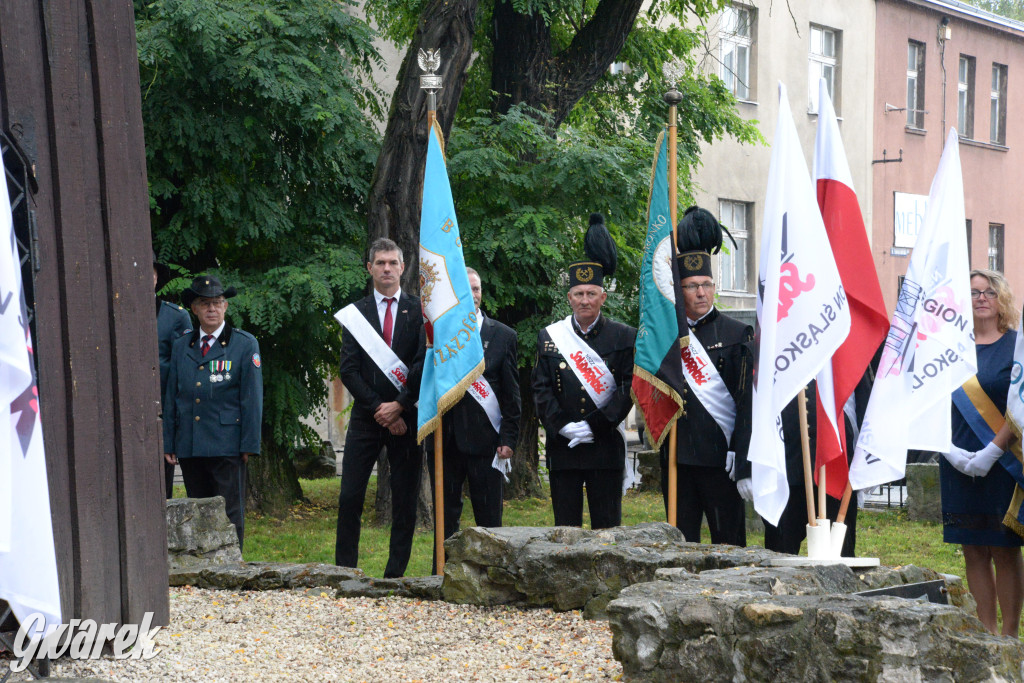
top-left (533, 214), bottom-right (636, 529)
top-left (335, 237), bottom-right (425, 578)
top-left (155, 254), bottom-right (192, 499)
top-left (660, 207), bottom-right (754, 547)
top-left (163, 275), bottom-right (263, 547)
top-left (762, 367), bottom-right (874, 556)
top-left (427, 267), bottom-right (520, 541)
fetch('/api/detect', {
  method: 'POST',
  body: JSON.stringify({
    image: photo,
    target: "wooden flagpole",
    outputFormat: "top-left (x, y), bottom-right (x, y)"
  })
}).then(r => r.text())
top-left (836, 482), bottom-right (853, 523)
top-left (421, 51), bottom-right (446, 574)
top-left (797, 387), bottom-right (817, 526)
top-left (664, 84), bottom-right (682, 528)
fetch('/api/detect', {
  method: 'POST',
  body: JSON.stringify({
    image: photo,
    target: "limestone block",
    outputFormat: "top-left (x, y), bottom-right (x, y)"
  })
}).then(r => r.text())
top-left (608, 574), bottom-right (1024, 682)
top-left (442, 522), bottom-right (786, 618)
top-left (166, 497), bottom-right (242, 585)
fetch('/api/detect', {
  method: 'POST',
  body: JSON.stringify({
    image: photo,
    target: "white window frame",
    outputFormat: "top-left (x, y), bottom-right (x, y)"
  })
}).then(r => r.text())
top-left (958, 55), bottom-right (974, 138)
top-left (989, 223), bottom-right (1004, 272)
top-left (720, 6), bottom-right (752, 100)
top-left (808, 26), bottom-right (838, 114)
top-left (991, 64), bottom-right (1007, 144)
top-left (907, 41), bottom-right (925, 129)
top-left (718, 200), bottom-right (750, 294)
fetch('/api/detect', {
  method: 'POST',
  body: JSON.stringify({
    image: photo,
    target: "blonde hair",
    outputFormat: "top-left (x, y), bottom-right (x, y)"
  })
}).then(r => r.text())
top-left (971, 268), bottom-right (1018, 332)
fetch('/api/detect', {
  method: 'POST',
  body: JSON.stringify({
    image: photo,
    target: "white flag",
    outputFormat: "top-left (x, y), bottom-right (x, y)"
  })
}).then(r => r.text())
top-left (851, 129), bottom-right (976, 490)
top-left (750, 83), bottom-right (851, 526)
top-left (0, 148), bottom-right (62, 639)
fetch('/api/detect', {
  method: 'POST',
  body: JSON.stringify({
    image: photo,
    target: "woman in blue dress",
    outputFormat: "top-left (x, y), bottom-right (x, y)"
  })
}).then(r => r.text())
top-left (941, 269), bottom-right (1024, 637)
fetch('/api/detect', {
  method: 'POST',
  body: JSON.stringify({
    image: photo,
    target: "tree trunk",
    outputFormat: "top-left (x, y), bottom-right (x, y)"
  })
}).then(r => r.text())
top-left (246, 437), bottom-right (304, 517)
top-left (506, 364), bottom-right (543, 499)
top-left (489, 0), bottom-right (646, 126)
top-left (367, 0), bottom-right (479, 293)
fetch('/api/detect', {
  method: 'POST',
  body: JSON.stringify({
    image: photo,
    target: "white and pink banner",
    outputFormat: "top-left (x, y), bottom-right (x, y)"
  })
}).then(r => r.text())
top-left (851, 129), bottom-right (976, 490)
top-left (750, 83), bottom-right (851, 526)
top-left (0, 148), bottom-right (62, 639)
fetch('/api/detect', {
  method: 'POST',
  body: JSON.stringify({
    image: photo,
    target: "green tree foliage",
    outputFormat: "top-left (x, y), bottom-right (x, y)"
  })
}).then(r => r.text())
top-left (373, 1), bottom-right (758, 495)
top-left (135, 0), bottom-right (383, 511)
top-left (974, 0), bottom-right (1024, 20)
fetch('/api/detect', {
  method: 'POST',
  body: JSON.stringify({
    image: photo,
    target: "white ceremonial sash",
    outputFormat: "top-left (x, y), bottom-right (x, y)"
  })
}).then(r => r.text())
top-left (335, 304), bottom-right (409, 391)
top-left (467, 375), bottom-right (502, 433)
top-left (545, 316), bottom-right (617, 408)
top-left (546, 317), bottom-right (635, 491)
top-left (680, 332), bottom-right (736, 443)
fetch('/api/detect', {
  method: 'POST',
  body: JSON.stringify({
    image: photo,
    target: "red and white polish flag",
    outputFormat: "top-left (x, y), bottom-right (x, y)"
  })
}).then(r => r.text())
top-left (751, 83), bottom-right (851, 526)
top-left (811, 78), bottom-right (890, 499)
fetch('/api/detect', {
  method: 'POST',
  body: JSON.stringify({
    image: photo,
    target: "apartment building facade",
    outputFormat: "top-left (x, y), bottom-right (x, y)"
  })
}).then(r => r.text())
top-left (873, 0), bottom-right (1024, 312)
top-left (692, 1), bottom-right (878, 314)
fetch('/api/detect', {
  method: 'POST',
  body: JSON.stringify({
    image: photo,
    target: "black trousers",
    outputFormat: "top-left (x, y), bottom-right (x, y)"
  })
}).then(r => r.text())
top-left (427, 445), bottom-right (504, 534)
top-left (427, 443), bottom-right (504, 572)
top-left (164, 460), bottom-right (176, 500)
top-left (179, 455), bottom-right (247, 548)
top-left (660, 457), bottom-right (746, 547)
top-left (335, 423), bottom-right (420, 578)
top-left (763, 481), bottom-right (859, 556)
top-left (549, 468), bottom-right (622, 529)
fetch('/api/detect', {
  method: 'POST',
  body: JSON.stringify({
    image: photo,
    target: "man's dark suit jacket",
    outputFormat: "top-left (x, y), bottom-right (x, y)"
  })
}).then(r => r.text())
top-left (339, 291), bottom-right (425, 427)
top-left (426, 313), bottom-right (521, 455)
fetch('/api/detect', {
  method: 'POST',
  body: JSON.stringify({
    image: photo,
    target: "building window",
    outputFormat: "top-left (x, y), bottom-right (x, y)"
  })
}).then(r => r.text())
top-left (989, 224), bottom-right (1005, 272)
top-left (720, 5), bottom-right (753, 100)
top-left (907, 41), bottom-right (925, 129)
top-left (991, 64), bottom-right (1008, 145)
top-left (718, 200), bottom-right (750, 293)
top-left (958, 56), bottom-right (975, 139)
top-left (808, 26), bottom-right (840, 114)
top-left (966, 219), bottom-right (973, 265)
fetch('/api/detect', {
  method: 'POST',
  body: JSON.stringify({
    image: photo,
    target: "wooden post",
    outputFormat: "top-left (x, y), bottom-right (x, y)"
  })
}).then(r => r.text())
top-left (0, 0), bottom-right (169, 626)
top-left (665, 91), bottom-right (680, 528)
top-left (434, 418), bottom-right (445, 574)
top-left (818, 464), bottom-right (828, 521)
top-left (836, 482), bottom-right (854, 523)
top-left (797, 388), bottom-right (817, 526)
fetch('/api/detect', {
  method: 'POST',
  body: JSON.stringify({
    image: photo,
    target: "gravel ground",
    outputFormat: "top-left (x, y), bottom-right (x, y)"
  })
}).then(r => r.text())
top-left (8, 587), bottom-right (622, 682)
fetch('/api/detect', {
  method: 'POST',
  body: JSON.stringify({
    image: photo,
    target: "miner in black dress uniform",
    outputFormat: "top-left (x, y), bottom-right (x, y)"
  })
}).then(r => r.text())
top-left (660, 206), bottom-right (754, 546)
top-left (533, 214), bottom-right (636, 529)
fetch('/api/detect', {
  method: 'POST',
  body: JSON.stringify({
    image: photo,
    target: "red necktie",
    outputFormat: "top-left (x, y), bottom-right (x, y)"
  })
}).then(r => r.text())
top-left (382, 297), bottom-right (395, 347)
top-left (201, 334), bottom-right (213, 357)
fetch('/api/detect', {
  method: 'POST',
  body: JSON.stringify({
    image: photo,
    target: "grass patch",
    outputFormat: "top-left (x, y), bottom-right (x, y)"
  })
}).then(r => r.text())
top-left (194, 478), bottom-right (968, 582)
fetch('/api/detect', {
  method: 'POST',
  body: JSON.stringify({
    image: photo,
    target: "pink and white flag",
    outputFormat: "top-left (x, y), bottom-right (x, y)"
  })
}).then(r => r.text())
top-left (751, 83), bottom-right (851, 526)
top-left (851, 129), bottom-right (976, 490)
top-left (0, 148), bottom-right (62, 639)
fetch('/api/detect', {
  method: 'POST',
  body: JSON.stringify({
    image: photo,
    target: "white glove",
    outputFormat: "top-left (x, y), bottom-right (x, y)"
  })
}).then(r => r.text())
top-left (560, 421), bottom-right (594, 448)
top-left (964, 442), bottom-right (1004, 477)
top-left (725, 451), bottom-right (736, 481)
top-left (941, 444), bottom-right (975, 475)
top-left (736, 477), bottom-right (753, 502)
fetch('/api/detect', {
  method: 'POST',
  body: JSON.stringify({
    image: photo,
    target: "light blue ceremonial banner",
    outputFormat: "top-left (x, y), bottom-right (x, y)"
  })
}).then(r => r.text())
top-left (417, 124), bottom-right (484, 443)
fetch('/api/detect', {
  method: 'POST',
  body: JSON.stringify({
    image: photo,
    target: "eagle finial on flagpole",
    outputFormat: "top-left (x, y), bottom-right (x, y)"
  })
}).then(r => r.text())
top-left (419, 49), bottom-right (443, 131)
